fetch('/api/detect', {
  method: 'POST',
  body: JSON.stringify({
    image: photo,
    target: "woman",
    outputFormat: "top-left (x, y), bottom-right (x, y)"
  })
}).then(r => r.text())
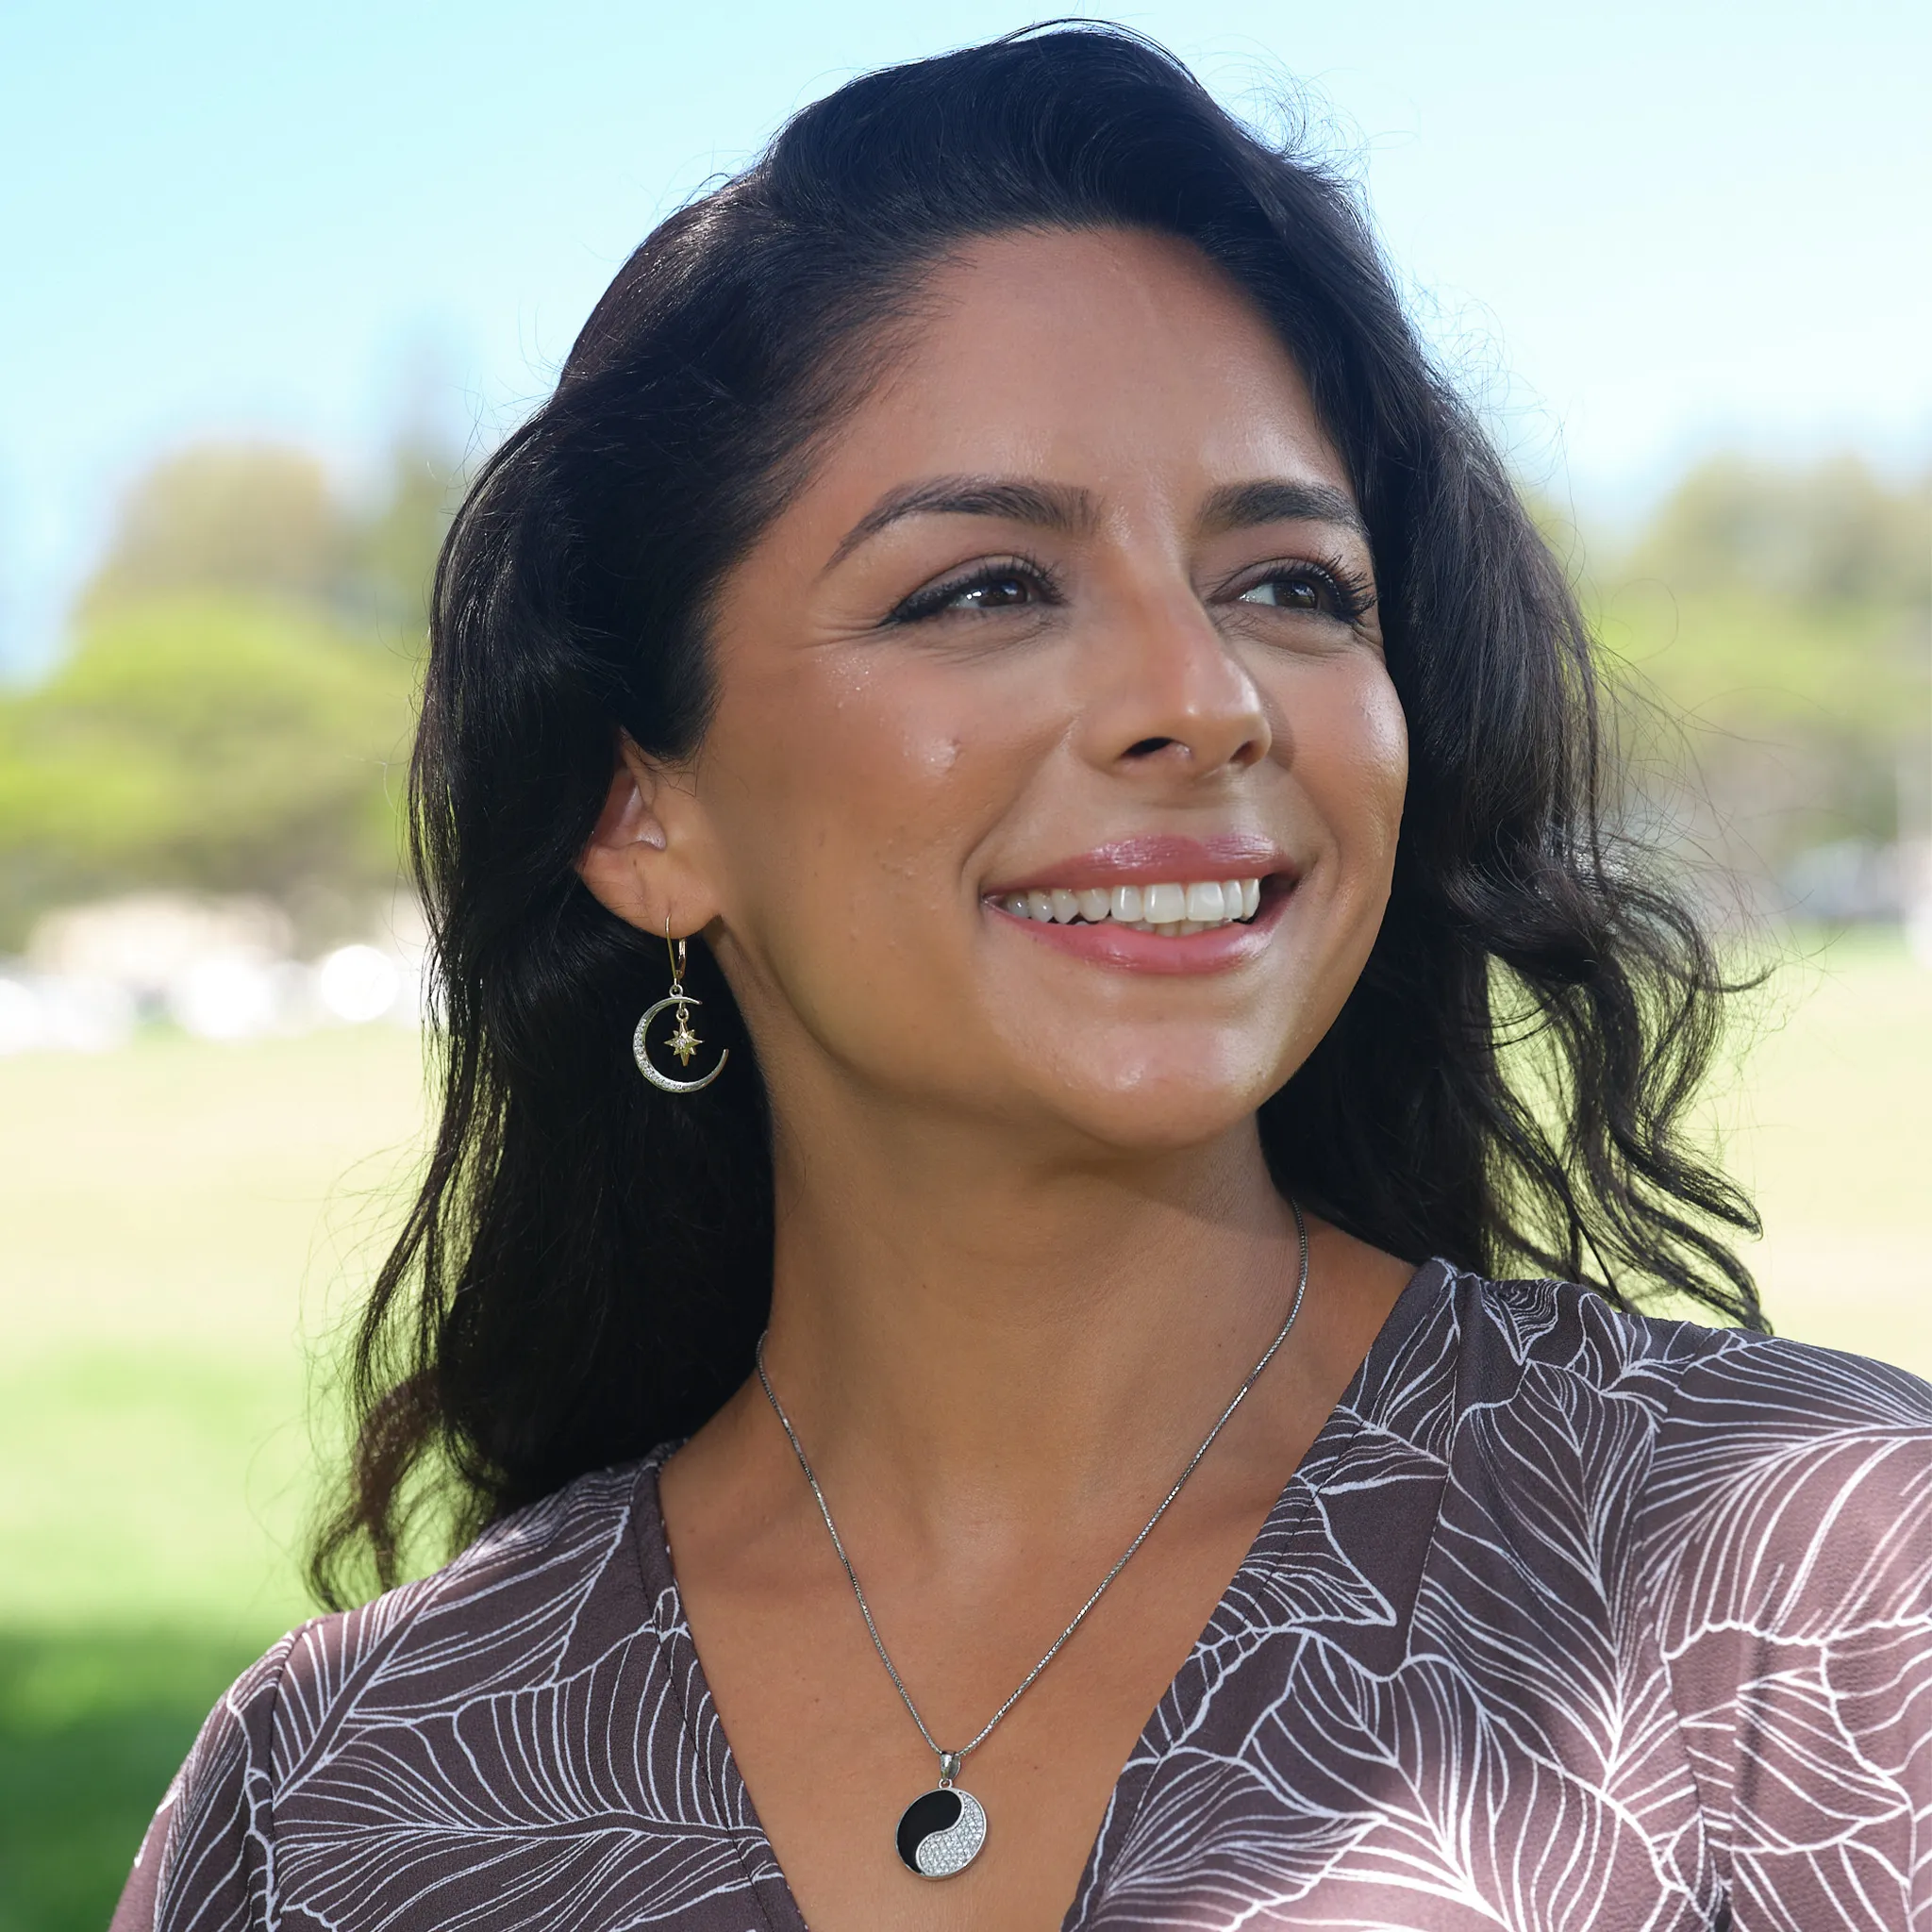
top-left (115, 27), bottom-right (1932, 1932)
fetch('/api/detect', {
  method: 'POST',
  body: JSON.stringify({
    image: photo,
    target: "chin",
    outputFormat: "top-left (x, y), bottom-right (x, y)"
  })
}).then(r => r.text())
top-left (1041, 1054), bottom-right (1286, 1155)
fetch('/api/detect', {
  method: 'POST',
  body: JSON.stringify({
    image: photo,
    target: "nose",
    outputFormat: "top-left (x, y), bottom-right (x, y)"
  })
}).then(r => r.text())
top-left (1080, 582), bottom-right (1271, 780)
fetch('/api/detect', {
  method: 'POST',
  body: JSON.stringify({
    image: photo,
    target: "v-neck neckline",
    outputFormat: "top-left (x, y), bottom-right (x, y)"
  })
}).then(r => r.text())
top-left (629, 1257), bottom-right (1450, 1932)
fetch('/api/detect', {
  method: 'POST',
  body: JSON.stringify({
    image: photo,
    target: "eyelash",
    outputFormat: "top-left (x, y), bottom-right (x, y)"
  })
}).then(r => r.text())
top-left (1235, 555), bottom-right (1378, 625)
top-left (884, 550), bottom-right (1378, 627)
top-left (886, 554), bottom-right (1062, 625)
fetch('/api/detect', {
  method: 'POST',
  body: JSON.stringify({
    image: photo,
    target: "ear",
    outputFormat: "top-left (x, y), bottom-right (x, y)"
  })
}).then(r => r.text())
top-left (575, 734), bottom-right (721, 940)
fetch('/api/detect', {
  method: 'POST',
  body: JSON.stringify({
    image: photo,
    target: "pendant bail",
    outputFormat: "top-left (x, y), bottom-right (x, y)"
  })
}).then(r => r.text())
top-left (938, 1750), bottom-right (963, 1786)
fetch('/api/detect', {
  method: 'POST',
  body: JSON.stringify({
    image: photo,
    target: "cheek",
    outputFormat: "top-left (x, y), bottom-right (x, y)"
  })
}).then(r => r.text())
top-left (1296, 665), bottom-right (1409, 874)
top-left (703, 648), bottom-right (1040, 920)
top-left (1358, 677), bottom-right (1410, 855)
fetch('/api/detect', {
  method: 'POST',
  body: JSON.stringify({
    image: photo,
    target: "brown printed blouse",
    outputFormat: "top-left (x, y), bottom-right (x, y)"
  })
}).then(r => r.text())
top-left (113, 1261), bottom-right (1932, 1929)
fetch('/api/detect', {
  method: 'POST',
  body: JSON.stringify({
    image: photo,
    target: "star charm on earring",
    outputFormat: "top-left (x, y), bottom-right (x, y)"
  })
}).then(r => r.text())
top-left (669, 1012), bottom-right (702, 1065)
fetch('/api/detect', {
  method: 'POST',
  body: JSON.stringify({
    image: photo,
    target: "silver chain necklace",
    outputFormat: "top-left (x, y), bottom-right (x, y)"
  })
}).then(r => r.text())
top-left (754, 1196), bottom-right (1309, 1881)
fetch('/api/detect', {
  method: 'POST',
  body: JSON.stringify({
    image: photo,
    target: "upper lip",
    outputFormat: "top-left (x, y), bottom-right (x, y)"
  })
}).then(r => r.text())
top-left (987, 833), bottom-right (1292, 896)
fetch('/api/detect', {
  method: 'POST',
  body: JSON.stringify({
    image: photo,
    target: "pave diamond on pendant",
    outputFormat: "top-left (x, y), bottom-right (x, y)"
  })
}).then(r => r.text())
top-left (895, 1786), bottom-right (988, 1878)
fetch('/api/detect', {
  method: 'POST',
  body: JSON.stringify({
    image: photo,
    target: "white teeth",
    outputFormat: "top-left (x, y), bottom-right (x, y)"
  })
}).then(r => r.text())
top-left (998, 875), bottom-right (1269, 932)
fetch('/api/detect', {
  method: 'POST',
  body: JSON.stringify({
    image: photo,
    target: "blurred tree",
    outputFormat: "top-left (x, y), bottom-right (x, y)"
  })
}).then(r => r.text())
top-left (80, 438), bottom-right (460, 638)
top-left (345, 438), bottom-right (459, 635)
top-left (1596, 455), bottom-right (1931, 906)
top-left (80, 447), bottom-right (343, 616)
top-left (0, 593), bottom-right (416, 949)
top-left (1624, 455), bottom-right (1929, 608)
top-left (0, 437), bottom-right (465, 950)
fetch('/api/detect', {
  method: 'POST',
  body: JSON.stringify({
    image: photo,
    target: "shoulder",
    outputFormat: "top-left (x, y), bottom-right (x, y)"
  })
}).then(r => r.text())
top-left (111, 1629), bottom-right (299, 1932)
top-left (1358, 1262), bottom-right (1780, 1459)
top-left (1629, 1324), bottom-right (1932, 1636)
top-left (1403, 1260), bottom-right (1932, 1449)
top-left (1374, 1264), bottom-right (1932, 1582)
top-left (275, 1455), bottom-right (660, 1718)
top-left (1459, 1267), bottom-right (1932, 1607)
top-left (1366, 1274), bottom-right (1932, 1917)
top-left (1581, 1319), bottom-right (1932, 1902)
top-left (134, 1457), bottom-right (666, 1931)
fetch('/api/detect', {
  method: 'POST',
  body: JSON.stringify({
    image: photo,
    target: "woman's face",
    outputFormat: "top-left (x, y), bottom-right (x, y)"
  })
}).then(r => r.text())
top-left (638, 226), bottom-right (1407, 1155)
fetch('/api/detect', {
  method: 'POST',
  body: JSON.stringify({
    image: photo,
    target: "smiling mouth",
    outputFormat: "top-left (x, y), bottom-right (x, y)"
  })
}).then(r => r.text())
top-left (992, 876), bottom-right (1265, 937)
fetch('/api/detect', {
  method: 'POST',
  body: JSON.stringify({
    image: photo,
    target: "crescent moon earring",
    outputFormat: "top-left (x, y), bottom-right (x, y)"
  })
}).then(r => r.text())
top-left (632, 922), bottom-right (729, 1094)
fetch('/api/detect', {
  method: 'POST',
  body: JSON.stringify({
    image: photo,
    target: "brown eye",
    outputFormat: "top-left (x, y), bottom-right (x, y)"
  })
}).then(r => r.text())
top-left (949, 574), bottom-right (1034, 610)
top-left (889, 557), bottom-right (1062, 625)
top-left (1231, 561), bottom-right (1376, 626)
top-left (1238, 573), bottom-right (1324, 613)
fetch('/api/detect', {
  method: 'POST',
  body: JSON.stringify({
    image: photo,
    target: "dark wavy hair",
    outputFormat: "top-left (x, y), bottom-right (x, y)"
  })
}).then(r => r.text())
top-left (311, 25), bottom-right (1760, 1606)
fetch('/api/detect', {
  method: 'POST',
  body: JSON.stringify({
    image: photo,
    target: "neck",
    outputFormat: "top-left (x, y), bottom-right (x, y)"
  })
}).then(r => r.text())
top-left (758, 1095), bottom-right (1307, 1536)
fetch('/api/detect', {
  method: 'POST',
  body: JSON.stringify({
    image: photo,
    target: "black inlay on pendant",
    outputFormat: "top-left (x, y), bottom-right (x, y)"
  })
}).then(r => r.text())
top-left (895, 1789), bottom-right (963, 1871)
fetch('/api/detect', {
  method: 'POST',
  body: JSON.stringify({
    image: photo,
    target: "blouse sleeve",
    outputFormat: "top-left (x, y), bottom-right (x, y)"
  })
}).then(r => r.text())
top-left (1640, 1335), bottom-right (1932, 1930)
top-left (108, 1632), bottom-right (297, 1932)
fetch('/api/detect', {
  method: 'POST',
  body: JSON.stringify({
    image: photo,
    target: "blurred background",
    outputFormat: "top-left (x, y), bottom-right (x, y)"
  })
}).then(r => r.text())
top-left (1, 2), bottom-right (1925, 1924)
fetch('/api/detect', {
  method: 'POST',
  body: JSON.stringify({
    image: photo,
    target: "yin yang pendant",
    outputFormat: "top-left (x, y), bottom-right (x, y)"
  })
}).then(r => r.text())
top-left (895, 1759), bottom-right (988, 1879)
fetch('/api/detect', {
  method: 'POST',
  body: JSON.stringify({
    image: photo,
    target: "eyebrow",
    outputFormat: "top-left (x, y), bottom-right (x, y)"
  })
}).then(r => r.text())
top-left (824, 471), bottom-right (1369, 572)
top-left (825, 475), bottom-right (1097, 569)
top-left (1198, 479), bottom-right (1369, 541)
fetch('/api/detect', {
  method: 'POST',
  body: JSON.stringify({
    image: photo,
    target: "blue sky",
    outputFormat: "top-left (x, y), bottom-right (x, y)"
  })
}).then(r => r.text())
top-left (3, 0), bottom-right (1925, 675)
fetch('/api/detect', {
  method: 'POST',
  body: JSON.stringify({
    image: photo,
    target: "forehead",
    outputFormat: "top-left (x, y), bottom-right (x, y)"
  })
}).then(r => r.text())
top-left (815, 225), bottom-right (1352, 508)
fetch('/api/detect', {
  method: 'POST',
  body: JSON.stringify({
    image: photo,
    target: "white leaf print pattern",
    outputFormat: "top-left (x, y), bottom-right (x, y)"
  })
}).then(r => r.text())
top-left (121, 1263), bottom-right (1932, 1932)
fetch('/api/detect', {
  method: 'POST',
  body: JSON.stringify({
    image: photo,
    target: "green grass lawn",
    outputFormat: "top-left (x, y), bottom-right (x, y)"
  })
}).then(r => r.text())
top-left (1, 938), bottom-right (1927, 1931)
top-left (0, 1026), bottom-right (426, 1932)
